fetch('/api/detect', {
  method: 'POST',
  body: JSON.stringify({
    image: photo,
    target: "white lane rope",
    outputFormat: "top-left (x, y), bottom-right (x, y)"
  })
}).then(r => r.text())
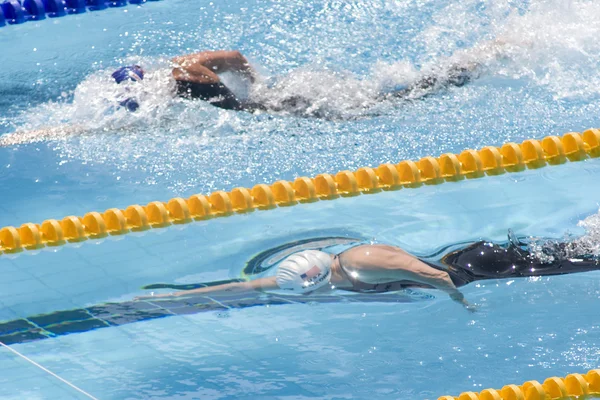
top-left (0, 340), bottom-right (99, 400)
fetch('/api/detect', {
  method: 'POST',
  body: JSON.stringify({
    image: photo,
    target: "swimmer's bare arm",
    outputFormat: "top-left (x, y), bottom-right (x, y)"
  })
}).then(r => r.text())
top-left (0, 124), bottom-right (86, 147)
top-left (396, 257), bottom-right (474, 310)
top-left (171, 62), bottom-right (220, 84)
top-left (356, 249), bottom-right (474, 310)
top-left (135, 276), bottom-right (279, 300)
top-left (172, 50), bottom-right (257, 84)
top-left (408, 38), bottom-right (520, 94)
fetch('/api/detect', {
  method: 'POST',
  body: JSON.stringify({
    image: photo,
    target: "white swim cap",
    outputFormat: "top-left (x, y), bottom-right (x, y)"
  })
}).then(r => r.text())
top-left (276, 250), bottom-right (332, 294)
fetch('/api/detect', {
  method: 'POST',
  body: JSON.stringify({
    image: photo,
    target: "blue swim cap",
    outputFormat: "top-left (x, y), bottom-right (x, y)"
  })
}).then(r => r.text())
top-left (112, 65), bottom-right (144, 84)
top-left (119, 97), bottom-right (140, 112)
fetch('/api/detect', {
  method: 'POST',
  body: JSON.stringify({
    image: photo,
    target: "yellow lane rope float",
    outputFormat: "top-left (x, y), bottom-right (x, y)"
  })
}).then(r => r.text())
top-left (437, 368), bottom-right (600, 400)
top-left (1, 129), bottom-right (599, 255)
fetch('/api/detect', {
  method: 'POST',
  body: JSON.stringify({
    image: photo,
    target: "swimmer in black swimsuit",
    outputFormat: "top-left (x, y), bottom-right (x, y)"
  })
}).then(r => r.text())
top-left (135, 230), bottom-right (600, 312)
top-left (112, 40), bottom-right (509, 116)
top-left (110, 51), bottom-right (258, 112)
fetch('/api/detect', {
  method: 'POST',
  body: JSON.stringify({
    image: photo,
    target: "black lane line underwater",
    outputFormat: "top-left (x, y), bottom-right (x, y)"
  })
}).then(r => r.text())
top-left (0, 237), bottom-right (416, 345)
top-left (0, 291), bottom-right (432, 346)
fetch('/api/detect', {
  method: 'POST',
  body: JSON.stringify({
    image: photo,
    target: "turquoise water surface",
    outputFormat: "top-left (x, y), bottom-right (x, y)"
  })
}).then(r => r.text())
top-left (1, 0), bottom-right (600, 399)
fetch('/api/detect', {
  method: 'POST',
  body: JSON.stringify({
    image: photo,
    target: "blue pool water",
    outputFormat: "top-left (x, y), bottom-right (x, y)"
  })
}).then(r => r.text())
top-left (1, 0), bottom-right (600, 399)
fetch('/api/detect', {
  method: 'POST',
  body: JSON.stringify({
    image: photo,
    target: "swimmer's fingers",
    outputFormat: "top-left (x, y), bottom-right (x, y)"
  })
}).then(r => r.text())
top-left (464, 301), bottom-right (478, 313)
top-left (458, 298), bottom-right (478, 313)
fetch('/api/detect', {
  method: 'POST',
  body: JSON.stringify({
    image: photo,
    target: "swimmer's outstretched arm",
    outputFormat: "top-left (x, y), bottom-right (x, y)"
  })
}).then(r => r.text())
top-left (399, 38), bottom-right (522, 97)
top-left (0, 124), bottom-right (87, 147)
top-left (135, 276), bottom-right (279, 300)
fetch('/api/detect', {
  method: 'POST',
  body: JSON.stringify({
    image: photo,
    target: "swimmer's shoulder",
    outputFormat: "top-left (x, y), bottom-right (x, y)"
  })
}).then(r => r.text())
top-left (342, 243), bottom-right (406, 257)
top-left (340, 244), bottom-right (395, 266)
top-left (341, 244), bottom-right (419, 275)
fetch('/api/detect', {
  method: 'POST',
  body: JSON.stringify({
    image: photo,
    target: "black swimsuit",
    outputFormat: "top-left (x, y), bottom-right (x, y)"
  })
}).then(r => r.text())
top-left (337, 241), bottom-right (599, 293)
top-left (176, 80), bottom-right (244, 110)
top-left (434, 241), bottom-right (599, 286)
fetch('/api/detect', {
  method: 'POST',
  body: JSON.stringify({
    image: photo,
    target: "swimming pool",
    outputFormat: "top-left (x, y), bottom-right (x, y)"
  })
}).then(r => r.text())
top-left (1, 0), bottom-right (600, 398)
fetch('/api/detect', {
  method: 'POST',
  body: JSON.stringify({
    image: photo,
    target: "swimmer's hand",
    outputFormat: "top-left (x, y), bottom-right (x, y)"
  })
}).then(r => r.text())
top-left (461, 299), bottom-right (478, 313)
top-left (449, 291), bottom-right (477, 313)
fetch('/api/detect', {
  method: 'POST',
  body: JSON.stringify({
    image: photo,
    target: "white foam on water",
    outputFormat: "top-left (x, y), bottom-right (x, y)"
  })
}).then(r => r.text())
top-left (3, 0), bottom-right (599, 136)
top-left (528, 208), bottom-right (600, 262)
top-left (568, 210), bottom-right (600, 257)
top-left (419, 0), bottom-right (600, 99)
top-left (1, 0), bottom-right (600, 197)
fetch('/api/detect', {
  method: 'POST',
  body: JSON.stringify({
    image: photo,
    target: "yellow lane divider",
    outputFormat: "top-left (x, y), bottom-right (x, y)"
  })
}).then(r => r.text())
top-left (437, 369), bottom-right (600, 400)
top-left (1, 129), bottom-right (599, 255)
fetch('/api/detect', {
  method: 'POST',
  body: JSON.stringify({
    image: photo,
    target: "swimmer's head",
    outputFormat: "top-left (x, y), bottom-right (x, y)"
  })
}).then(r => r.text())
top-left (112, 65), bottom-right (144, 112)
top-left (112, 65), bottom-right (144, 84)
top-left (276, 250), bottom-right (332, 294)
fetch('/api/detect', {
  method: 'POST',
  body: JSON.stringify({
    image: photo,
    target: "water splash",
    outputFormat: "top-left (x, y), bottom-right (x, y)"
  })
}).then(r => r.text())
top-left (0, 38), bottom-right (519, 144)
top-left (574, 211), bottom-right (600, 255)
top-left (421, 0), bottom-right (600, 100)
top-left (528, 208), bottom-right (600, 263)
top-left (4, 0), bottom-right (600, 138)
top-left (2, 0), bottom-right (600, 196)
